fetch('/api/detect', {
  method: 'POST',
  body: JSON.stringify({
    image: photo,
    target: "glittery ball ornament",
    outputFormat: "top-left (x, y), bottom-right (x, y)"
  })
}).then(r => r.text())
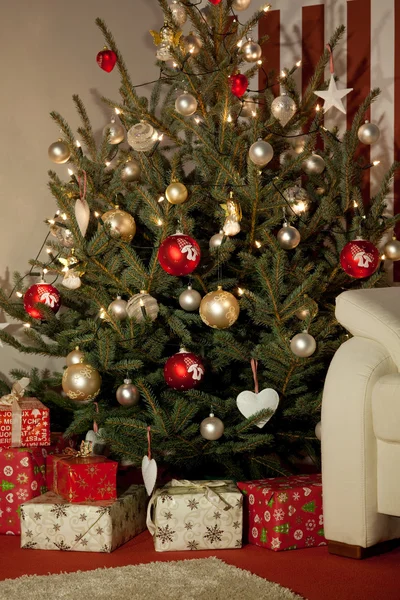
top-left (169, 1), bottom-right (187, 26)
top-left (126, 291), bottom-right (159, 322)
top-left (127, 121), bottom-right (159, 152)
top-left (62, 361), bottom-right (101, 403)
top-left (340, 239), bottom-right (380, 278)
top-left (271, 93), bottom-right (297, 127)
top-left (24, 283), bottom-right (61, 320)
top-left (101, 207), bottom-right (136, 243)
top-left (229, 73), bottom-right (249, 98)
top-left (96, 48), bottom-right (117, 72)
top-left (158, 233), bottom-right (200, 276)
top-left (182, 33), bottom-right (203, 57)
top-left (164, 348), bottom-right (205, 390)
top-left (199, 286), bottom-right (240, 329)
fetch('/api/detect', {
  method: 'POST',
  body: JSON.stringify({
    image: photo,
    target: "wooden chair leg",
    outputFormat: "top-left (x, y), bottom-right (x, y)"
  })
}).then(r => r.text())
top-left (328, 539), bottom-right (400, 559)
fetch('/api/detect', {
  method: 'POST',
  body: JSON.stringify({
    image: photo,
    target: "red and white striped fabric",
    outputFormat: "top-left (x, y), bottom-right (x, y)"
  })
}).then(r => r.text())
top-left (259, 0), bottom-right (400, 280)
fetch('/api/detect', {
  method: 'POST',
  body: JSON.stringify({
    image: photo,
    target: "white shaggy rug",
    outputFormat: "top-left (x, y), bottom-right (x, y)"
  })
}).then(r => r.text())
top-left (0, 557), bottom-right (304, 600)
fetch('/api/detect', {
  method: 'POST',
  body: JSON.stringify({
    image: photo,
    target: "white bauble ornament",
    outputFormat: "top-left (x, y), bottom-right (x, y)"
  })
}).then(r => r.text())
top-left (249, 139), bottom-right (274, 167)
top-left (384, 238), bottom-right (400, 261)
top-left (103, 118), bottom-right (125, 145)
top-left (108, 296), bottom-right (128, 320)
top-left (116, 379), bottom-right (140, 406)
top-left (236, 388), bottom-right (279, 428)
top-left (271, 93), bottom-right (297, 127)
top-left (315, 421), bottom-right (322, 441)
top-left (209, 231), bottom-right (224, 249)
top-left (290, 331), bottom-right (316, 358)
top-left (242, 39), bottom-right (262, 63)
top-left (358, 121), bottom-right (380, 145)
top-left (277, 223), bottom-right (301, 250)
top-left (142, 455), bottom-right (158, 495)
top-left (179, 285), bottom-right (202, 311)
top-left (302, 154), bottom-right (325, 175)
top-left (232, 0), bottom-right (252, 10)
top-left (127, 291), bottom-right (159, 322)
top-left (48, 140), bottom-right (70, 164)
top-left (200, 413), bottom-right (224, 440)
top-left (169, 1), bottom-right (187, 26)
top-left (200, 6), bottom-right (212, 24)
top-left (127, 121), bottom-right (159, 152)
top-left (175, 93), bottom-right (198, 117)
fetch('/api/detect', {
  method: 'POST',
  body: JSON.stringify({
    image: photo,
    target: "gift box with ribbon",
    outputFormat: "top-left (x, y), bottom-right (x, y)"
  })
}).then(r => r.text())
top-left (147, 479), bottom-right (243, 552)
top-left (0, 378), bottom-right (50, 448)
top-left (46, 442), bottom-right (117, 503)
top-left (20, 484), bottom-right (147, 552)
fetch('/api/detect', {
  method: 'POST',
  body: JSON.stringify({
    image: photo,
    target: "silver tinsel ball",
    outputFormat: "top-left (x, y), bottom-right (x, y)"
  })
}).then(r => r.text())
top-left (315, 421), bottom-right (322, 441)
top-left (242, 39), bottom-right (262, 63)
top-left (103, 119), bottom-right (125, 145)
top-left (48, 140), bottom-right (70, 164)
top-left (384, 238), bottom-right (400, 261)
top-left (66, 346), bottom-right (85, 367)
top-left (175, 93), bottom-right (198, 116)
top-left (169, 1), bottom-right (187, 26)
top-left (240, 98), bottom-right (258, 118)
top-left (271, 94), bottom-right (297, 127)
top-left (295, 307), bottom-right (310, 321)
top-left (249, 139), bottom-right (274, 167)
top-left (179, 285), bottom-right (202, 311)
top-left (232, 0), bottom-right (252, 10)
top-left (277, 223), bottom-right (301, 250)
top-left (284, 185), bottom-right (309, 216)
top-left (358, 121), bottom-right (381, 145)
top-left (183, 33), bottom-right (202, 57)
top-left (209, 231), bottom-right (224, 249)
top-left (290, 332), bottom-right (317, 358)
top-left (116, 378), bottom-right (140, 406)
top-left (108, 296), bottom-right (128, 320)
top-left (121, 160), bottom-right (141, 182)
top-left (302, 154), bottom-right (325, 175)
top-left (126, 292), bottom-right (159, 322)
top-left (127, 121), bottom-right (159, 152)
top-left (200, 413), bottom-right (224, 441)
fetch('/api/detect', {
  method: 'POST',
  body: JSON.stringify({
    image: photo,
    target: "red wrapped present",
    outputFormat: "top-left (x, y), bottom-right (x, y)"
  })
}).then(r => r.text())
top-left (0, 446), bottom-right (47, 535)
top-left (45, 432), bottom-right (78, 457)
top-left (0, 378), bottom-right (50, 448)
top-left (238, 474), bottom-right (326, 552)
top-left (46, 444), bottom-right (117, 503)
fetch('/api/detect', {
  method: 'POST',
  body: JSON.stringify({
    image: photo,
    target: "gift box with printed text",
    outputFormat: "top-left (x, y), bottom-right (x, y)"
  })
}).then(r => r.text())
top-left (238, 474), bottom-right (326, 551)
top-left (20, 484), bottom-right (147, 552)
top-left (0, 398), bottom-right (50, 448)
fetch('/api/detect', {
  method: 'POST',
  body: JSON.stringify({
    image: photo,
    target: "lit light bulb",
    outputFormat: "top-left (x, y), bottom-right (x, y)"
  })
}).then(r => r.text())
top-left (262, 3), bottom-right (271, 12)
top-left (46, 248), bottom-right (52, 254)
top-left (281, 70), bottom-right (287, 78)
top-left (114, 107), bottom-right (122, 115)
top-left (158, 134), bottom-right (164, 141)
top-left (56, 210), bottom-right (61, 216)
top-left (257, 60), bottom-right (263, 66)
top-left (75, 140), bottom-right (81, 148)
top-left (227, 114), bottom-right (233, 123)
top-left (294, 201), bottom-right (306, 214)
top-left (23, 323), bottom-right (31, 328)
top-left (62, 266), bottom-right (69, 273)
top-left (158, 195), bottom-right (165, 203)
top-left (94, 211), bottom-right (100, 218)
top-left (105, 161), bottom-right (111, 167)
top-left (237, 40), bottom-right (243, 48)
top-left (67, 168), bottom-right (74, 176)
top-left (353, 201), bottom-right (358, 208)
top-left (315, 104), bottom-right (321, 112)
top-left (373, 160), bottom-right (381, 166)
top-left (139, 299), bottom-right (144, 307)
top-left (255, 240), bottom-right (262, 248)
top-left (48, 219), bottom-right (55, 225)
top-left (43, 268), bottom-right (48, 275)
top-left (251, 110), bottom-right (257, 118)
top-left (296, 60), bottom-right (302, 67)
top-left (61, 213), bottom-right (67, 221)
top-left (156, 218), bottom-right (163, 226)
top-left (16, 291), bottom-right (23, 298)
top-left (381, 254), bottom-right (386, 260)
top-left (99, 309), bottom-right (106, 320)
top-left (194, 116), bottom-right (201, 124)
top-left (237, 287), bottom-right (244, 296)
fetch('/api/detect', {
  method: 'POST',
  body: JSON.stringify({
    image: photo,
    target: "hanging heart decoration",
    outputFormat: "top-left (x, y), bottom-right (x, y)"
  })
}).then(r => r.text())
top-left (141, 426), bottom-right (158, 495)
top-left (75, 171), bottom-right (90, 237)
top-left (236, 359), bottom-right (279, 428)
top-left (85, 403), bottom-right (106, 455)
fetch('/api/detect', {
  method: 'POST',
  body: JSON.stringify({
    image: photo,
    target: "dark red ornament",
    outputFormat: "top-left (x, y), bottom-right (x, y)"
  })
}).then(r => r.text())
top-left (24, 283), bottom-right (61, 320)
top-left (208, 0), bottom-right (222, 4)
top-left (229, 73), bottom-right (249, 98)
top-left (340, 239), bottom-right (380, 279)
top-left (164, 349), bottom-right (205, 390)
top-left (158, 233), bottom-right (201, 276)
top-left (96, 48), bottom-right (117, 73)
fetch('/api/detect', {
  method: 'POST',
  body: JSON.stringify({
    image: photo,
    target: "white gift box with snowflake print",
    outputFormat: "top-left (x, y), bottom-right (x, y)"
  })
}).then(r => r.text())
top-left (147, 479), bottom-right (243, 552)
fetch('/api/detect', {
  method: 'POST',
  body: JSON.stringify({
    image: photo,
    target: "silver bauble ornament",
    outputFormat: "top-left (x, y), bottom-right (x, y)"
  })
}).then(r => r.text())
top-left (358, 120), bottom-right (381, 145)
top-left (66, 346), bottom-right (85, 367)
top-left (200, 286), bottom-right (240, 330)
top-left (200, 6), bottom-right (212, 23)
top-left (232, 0), bottom-right (252, 9)
top-left (62, 361), bottom-right (102, 403)
top-left (200, 412), bottom-right (224, 441)
top-left (48, 140), bottom-right (71, 164)
top-left (62, 269), bottom-right (82, 290)
top-left (315, 421), bottom-right (322, 441)
top-left (108, 296), bottom-right (128, 320)
top-left (240, 98), bottom-right (258, 118)
top-left (127, 121), bottom-right (159, 152)
top-left (277, 223), bottom-right (301, 250)
top-left (302, 154), bottom-right (325, 175)
top-left (126, 291), bottom-right (159, 322)
top-left (295, 307), bottom-right (310, 321)
top-left (242, 39), bottom-right (262, 63)
top-left (103, 119), bottom-right (125, 145)
top-left (169, 1), bottom-right (187, 26)
top-left (249, 139), bottom-right (274, 167)
top-left (290, 331), bottom-right (317, 358)
top-left (384, 238), bottom-right (400, 261)
top-left (165, 181), bottom-right (188, 205)
top-left (271, 93), bottom-right (297, 127)
top-left (179, 284), bottom-right (202, 312)
top-left (209, 231), bottom-right (224, 249)
top-left (284, 185), bottom-right (309, 216)
top-left (175, 93), bottom-right (198, 117)
top-left (183, 33), bottom-right (202, 57)
top-left (121, 160), bottom-right (141, 183)
top-left (116, 378), bottom-right (140, 406)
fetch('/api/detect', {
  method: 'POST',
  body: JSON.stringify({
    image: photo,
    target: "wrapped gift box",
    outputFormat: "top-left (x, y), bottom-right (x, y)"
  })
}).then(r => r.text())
top-left (45, 432), bottom-right (77, 457)
top-left (238, 474), bottom-right (326, 552)
top-left (0, 398), bottom-right (50, 448)
top-left (147, 479), bottom-right (243, 552)
top-left (20, 484), bottom-right (147, 552)
top-left (0, 447), bottom-right (47, 535)
top-left (46, 453), bottom-right (117, 503)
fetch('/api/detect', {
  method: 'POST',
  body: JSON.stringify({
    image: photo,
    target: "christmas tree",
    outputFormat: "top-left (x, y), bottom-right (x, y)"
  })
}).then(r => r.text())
top-left (0, 0), bottom-right (399, 479)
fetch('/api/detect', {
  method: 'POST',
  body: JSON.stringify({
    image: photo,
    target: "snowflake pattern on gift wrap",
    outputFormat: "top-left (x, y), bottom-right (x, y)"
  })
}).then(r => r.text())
top-left (79, 513), bottom-right (87, 522)
top-left (254, 515), bottom-right (261, 524)
top-left (273, 508), bottom-right (285, 521)
top-left (233, 521), bottom-right (241, 530)
top-left (22, 541), bottom-right (37, 549)
top-left (294, 529), bottom-right (303, 540)
top-left (319, 514), bottom-right (324, 525)
top-left (4, 451), bottom-right (14, 460)
top-left (76, 477), bottom-right (89, 489)
top-left (160, 493), bottom-right (172, 504)
top-left (50, 505), bottom-right (68, 519)
top-left (236, 497), bottom-right (243, 508)
top-left (25, 529), bottom-right (33, 538)
top-left (164, 511), bottom-right (173, 521)
top-left (306, 536), bottom-right (315, 547)
top-left (99, 483), bottom-right (115, 497)
top-left (277, 492), bottom-right (288, 504)
top-left (101, 544), bottom-right (111, 553)
top-left (293, 492), bottom-right (300, 501)
top-left (3, 466), bottom-right (13, 477)
top-left (187, 540), bottom-right (200, 551)
top-left (156, 524), bottom-right (176, 544)
top-left (96, 506), bottom-right (112, 517)
top-left (271, 537), bottom-right (282, 550)
top-left (184, 522), bottom-right (194, 531)
top-left (235, 539), bottom-right (242, 548)
top-left (249, 494), bottom-right (255, 505)
top-left (80, 538), bottom-right (88, 547)
top-left (96, 527), bottom-right (104, 535)
top-left (262, 488), bottom-right (270, 496)
top-left (187, 498), bottom-right (199, 511)
top-left (33, 512), bottom-right (42, 521)
top-left (85, 464), bottom-right (100, 478)
top-left (204, 524), bottom-right (223, 544)
top-left (53, 524), bottom-right (61, 532)
top-left (54, 540), bottom-right (71, 551)
top-left (16, 490), bottom-right (29, 501)
top-left (213, 511), bottom-right (221, 520)
top-left (75, 533), bottom-right (84, 543)
top-left (306, 519), bottom-right (316, 531)
top-left (6, 507), bottom-right (12, 513)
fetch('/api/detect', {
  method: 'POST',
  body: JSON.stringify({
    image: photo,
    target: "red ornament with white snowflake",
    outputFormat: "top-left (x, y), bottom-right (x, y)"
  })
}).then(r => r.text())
top-left (340, 239), bottom-right (380, 279)
top-left (158, 233), bottom-right (201, 276)
top-left (229, 73), bottom-right (249, 98)
top-left (164, 348), bottom-right (205, 390)
top-left (24, 282), bottom-right (61, 320)
top-left (96, 48), bottom-right (117, 72)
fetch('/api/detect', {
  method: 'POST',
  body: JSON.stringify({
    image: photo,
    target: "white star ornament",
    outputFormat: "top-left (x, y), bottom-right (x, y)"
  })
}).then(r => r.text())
top-left (314, 74), bottom-right (353, 114)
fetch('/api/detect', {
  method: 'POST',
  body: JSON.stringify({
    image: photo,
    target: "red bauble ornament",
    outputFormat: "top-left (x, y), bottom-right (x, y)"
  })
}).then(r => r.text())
top-left (340, 239), bottom-right (380, 279)
top-left (96, 48), bottom-right (117, 73)
top-left (208, 0), bottom-right (222, 4)
top-left (24, 283), bottom-right (61, 320)
top-left (158, 233), bottom-right (201, 276)
top-left (229, 73), bottom-right (249, 98)
top-left (164, 349), bottom-right (205, 390)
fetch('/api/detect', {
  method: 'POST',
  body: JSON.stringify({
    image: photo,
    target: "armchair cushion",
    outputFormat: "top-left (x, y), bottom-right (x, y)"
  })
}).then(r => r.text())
top-left (372, 374), bottom-right (400, 443)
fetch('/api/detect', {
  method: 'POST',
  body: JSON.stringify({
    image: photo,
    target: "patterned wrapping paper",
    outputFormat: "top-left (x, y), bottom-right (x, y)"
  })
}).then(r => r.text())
top-left (238, 474), bottom-right (326, 552)
top-left (0, 447), bottom-right (47, 535)
top-left (0, 398), bottom-right (50, 448)
top-left (20, 484), bottom-right (147, 553)
top-left (45, 432), bottom-right (78, 457)
top-left (46, 454), bottom-right (117, 503)
top-left (147, 479), bottom-right (243, 552)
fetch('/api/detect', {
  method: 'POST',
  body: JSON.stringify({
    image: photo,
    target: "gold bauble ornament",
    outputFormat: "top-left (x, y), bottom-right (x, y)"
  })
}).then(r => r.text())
top-left (48, 140), bottom-right (71, 164)
top-left (101, 206), bottom-right (136, 243)
top-left (66, 346), bottom-right (85, 367)
top-left (384, 238), bottom-right (400, 261)
top-left (62, 361), bottom-right (101, 403)
top-left (165, 181), bottom-right (188, 205)
top-left (182, 32), bottom-right (202, 57)
top-left (199, 286), bottom-right (240, 329)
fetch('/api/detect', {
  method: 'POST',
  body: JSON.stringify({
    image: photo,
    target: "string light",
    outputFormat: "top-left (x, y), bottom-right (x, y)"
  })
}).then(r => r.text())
top-left (75, 140), bottom-right (81, 148)
top-left (61, 213), bottom-right (67, 221)
top-left (257, 60), bottom-right (263, 66)
top-left (23, 323), bottom-right (31, 328)
top-left (315, 104), bottom-right (321, 112)
top-left (373, 160), bottom-right (381, 166)
top-left (16, 292), bottom-right (23, 298)
top-left (194, 116), bottom-right (201, 124)
top-left (43, 268), bottom-right (48, 275)
top-left (48, 219), bottom-right (55, 225)
top-left (46, 248), bottom-right (52, 254)
top-left (227, 114), bottom-right (233, 123)
top-left (255, 240), bottom-right (262, 248)
top-left (262, 3), bottom-right (271, 12)
top-left (237, 287), bottom-right (244, 296)
top-left (114, 107), bottom-right (122, 115)
top-left (353, 201), bottom-right (358, 208)
top-left (94, 211), bottom-right (100, 218)
top-left (237, 40), bottom-right (243, 48)
top-left (156, 218), bottom-right (163, 226)
top-left (99, 308), bottom-right (107, 320)
top-left (105, 161), bottom-right (111, 167)
top-left (296, 60), bottom-right (302, 67)
top-left (67, 168), bottom-right (74, 176)
top-left (381, 254), bottom-right (386, 260)
top-left (281, 70), bottom-right (287, 79)
top-left (158, 195), bottom-right (165, 203)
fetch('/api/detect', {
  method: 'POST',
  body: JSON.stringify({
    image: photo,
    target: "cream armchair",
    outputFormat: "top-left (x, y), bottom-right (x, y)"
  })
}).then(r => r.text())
top-left (321, 287), bottom-right (400, 558)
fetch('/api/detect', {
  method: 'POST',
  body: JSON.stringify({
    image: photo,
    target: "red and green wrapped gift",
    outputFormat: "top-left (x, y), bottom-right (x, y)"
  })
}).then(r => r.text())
top-left (238, 474), bottom-right (326, 552)
top-left (46, 443), bottom-right (117, 503)
top-left (0, 446), bottom-right (47, 534)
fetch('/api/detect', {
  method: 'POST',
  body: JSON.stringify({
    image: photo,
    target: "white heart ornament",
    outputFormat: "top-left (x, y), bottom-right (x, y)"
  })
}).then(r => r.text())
top-left (75, 198), bottom-right (90, 237)
top-left (142, 455), bottom-right (158, 496)
top-left (236, 388), bottom-right (279, 428)
top-left (85, 429), bottom-right (107, 456)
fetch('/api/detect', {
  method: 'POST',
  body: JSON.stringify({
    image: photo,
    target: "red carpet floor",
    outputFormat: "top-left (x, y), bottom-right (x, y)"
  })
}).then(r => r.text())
top-left (0, 530), bottom-right (399, 600)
